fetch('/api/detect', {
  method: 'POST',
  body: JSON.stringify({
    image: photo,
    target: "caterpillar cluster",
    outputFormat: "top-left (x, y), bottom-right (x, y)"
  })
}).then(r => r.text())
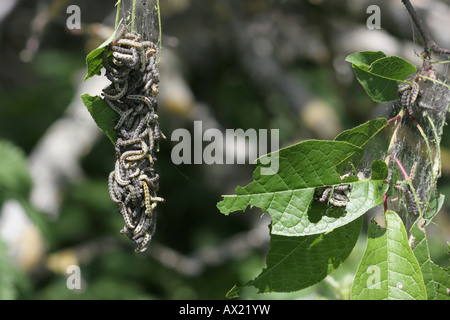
top-left (315, 184), bottom-right (352, 208)
top-left (398, 81), bottom-right (421, 117)
top-left (103, 26), bottom-right (165, 253)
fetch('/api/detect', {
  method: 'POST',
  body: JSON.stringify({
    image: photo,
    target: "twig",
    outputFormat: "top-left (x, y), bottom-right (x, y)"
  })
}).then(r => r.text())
top-left (115, 0), bottom-right (122, 30)
top-left (401, 0), bottom-right (450, 57)
top-left (401, 0), bottom-right (450, 79)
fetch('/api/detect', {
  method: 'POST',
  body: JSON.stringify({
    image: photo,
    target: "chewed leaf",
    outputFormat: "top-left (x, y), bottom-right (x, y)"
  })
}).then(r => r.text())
top-left (218, 138), bottom-right (388, 237)
top-left (217, 140), bottom-right (359, 216)
top-left (81, 94), bottom-right (119, 145)
top-left (334, 118), bottom-right (387, 148)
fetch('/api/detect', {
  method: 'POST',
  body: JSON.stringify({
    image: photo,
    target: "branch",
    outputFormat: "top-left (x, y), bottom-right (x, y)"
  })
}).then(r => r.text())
top-left (401, 0), bottom-right (450, 57)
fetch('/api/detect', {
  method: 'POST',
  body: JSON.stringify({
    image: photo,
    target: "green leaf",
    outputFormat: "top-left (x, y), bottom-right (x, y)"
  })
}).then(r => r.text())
top-left (0, 239), bottom-right (16, 300)
top-left (334, 118), bottom-right (387, 148)
top-left (218, 140), bottom-right (388, 237)
top-left (369, 56), bottom-right (417, 82)
top-left (227, 216), bottom-right (363, 297)
top-left (370, 160), bottom-right (389, 181)
top-left (0, 139), bottom-right (32, 203)
top-left (424, 193), bottom-right (445, 226)
top-left (334, 118), bottom-right (388, 172)
top-left (81, 94), bottom-right (119, 145)
top-left (351, 211), bottom-right (427, 300)
top-left (410, 218), bottom-right (450, 300)
top-left (345, 51), bottom-right (387, 70)
top-left (345, 51), bottom-right (416, 103)
top-left (84, 22), bottom-right (122, 81)
top-left (17, 195), bottom-right (55, 247)
top-left (352, 66), bottom-right (399, 102)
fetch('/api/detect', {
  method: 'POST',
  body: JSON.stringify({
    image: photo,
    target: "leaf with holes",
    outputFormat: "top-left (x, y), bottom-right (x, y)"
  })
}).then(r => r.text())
top-left (351, 211), bottom-right (427, 300)
top-left (334, 118), bottom-right (387, 147)
top-left (217, 139), bottom-right (388, 237)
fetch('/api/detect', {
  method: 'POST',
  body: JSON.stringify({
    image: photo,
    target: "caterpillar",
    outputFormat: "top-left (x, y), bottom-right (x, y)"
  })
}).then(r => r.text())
top-left (316, 184), bottom-right (352, 208)
top-left (398, 81), bottom-right (422, 117)
top-left (104, 27), bottom-right (164, 253)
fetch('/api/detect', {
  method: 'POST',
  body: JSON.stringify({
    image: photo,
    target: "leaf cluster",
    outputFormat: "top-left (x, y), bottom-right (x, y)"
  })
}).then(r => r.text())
top-left (218, 52), bottom-right (449, 299)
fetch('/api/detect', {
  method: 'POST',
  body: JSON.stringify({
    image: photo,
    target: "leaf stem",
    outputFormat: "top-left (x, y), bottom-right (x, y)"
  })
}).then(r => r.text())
top-left (419, 75), bottom-right (450, 90)
top-left (383, 193), bottom-right (388, 213)
top-left (395, 156), bottom-right (409, 180)
top-left (385, 110), bottom-right (403, 170)
top-left (387, 114), bottom-right (402, 124)
top-left (157, 0), bottom-right (162, 53)
top-left (115, 0), bottom-right (122, 30)
top-left (131, 0), bottom-right (137, 33)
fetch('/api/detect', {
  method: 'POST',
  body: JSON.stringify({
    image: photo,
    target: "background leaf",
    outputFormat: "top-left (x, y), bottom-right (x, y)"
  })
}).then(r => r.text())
top-left (351, 211), bottom-right (427, 300)
top-left (0, 239), bottom-right (16, 300)
top-left (81, 94), bottom-right (119, 145)
top-left (0, 139), bottom-right (32, 203)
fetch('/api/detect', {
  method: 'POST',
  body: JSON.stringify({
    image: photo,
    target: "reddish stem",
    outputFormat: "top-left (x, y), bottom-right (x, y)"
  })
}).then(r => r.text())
top-left (383, 193), bottom-right (388, 213)
top-left (395, 156), bottom-right (410, 180)
top-left (387, 114), bottom-right (402, 124)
